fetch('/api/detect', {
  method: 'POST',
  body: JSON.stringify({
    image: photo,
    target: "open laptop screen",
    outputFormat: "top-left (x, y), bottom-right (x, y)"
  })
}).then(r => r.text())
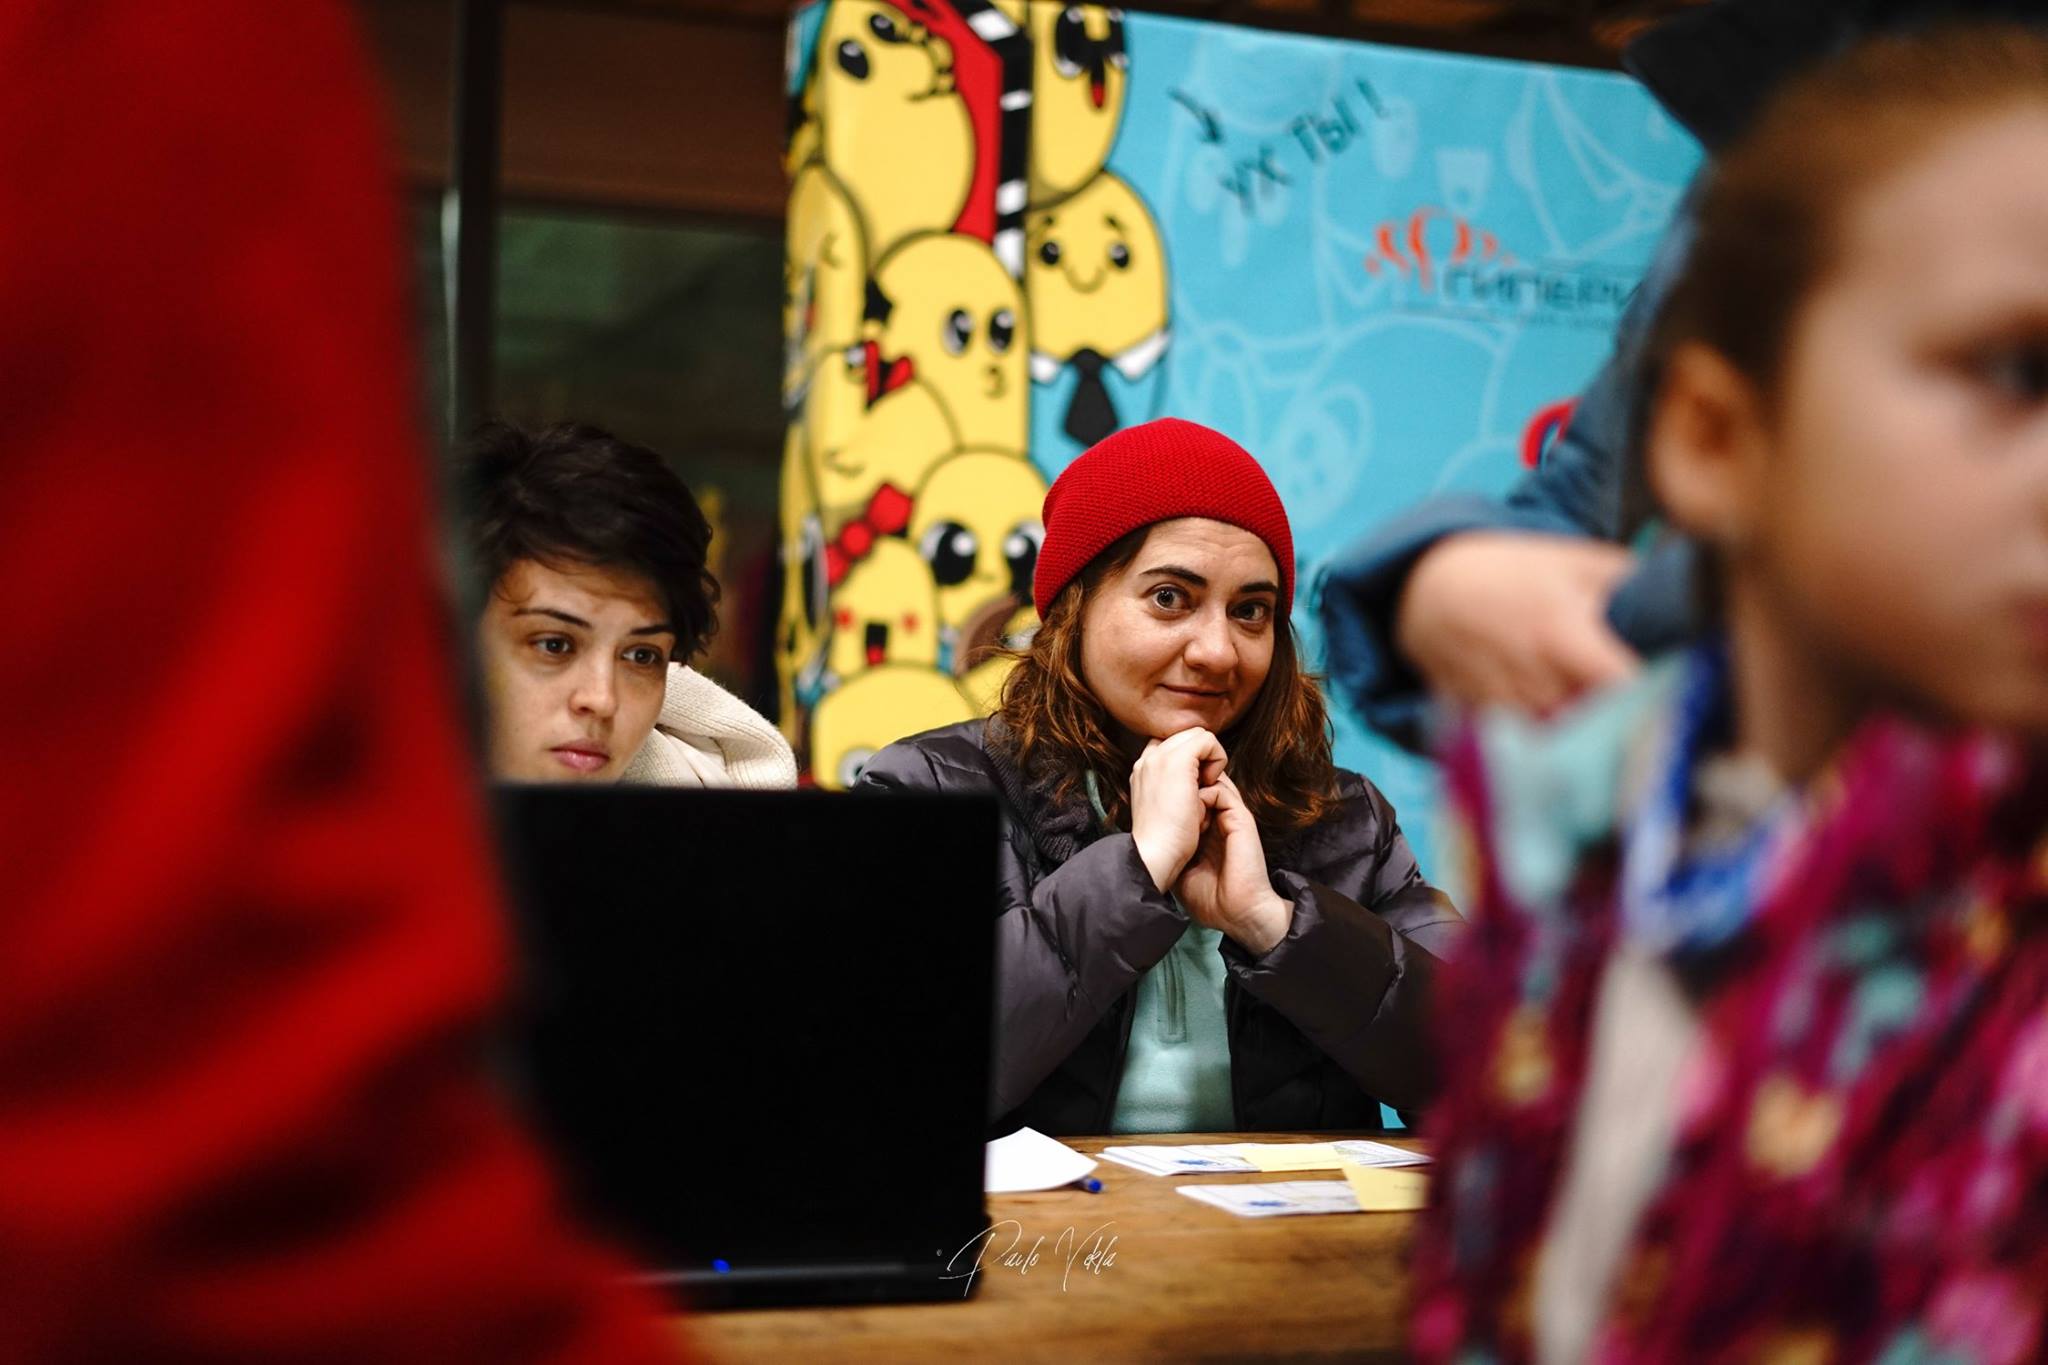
top-left (494, 786), bottom-right (997, 1305)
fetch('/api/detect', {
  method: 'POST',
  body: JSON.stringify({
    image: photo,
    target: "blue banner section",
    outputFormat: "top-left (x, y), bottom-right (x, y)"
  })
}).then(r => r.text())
top-left (1060, 14), bottom-right (1701, 866)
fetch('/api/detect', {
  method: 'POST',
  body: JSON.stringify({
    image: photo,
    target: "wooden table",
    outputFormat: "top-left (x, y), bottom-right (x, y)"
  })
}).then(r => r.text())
top-left (682, 1132), bottom-right (1424, 1363)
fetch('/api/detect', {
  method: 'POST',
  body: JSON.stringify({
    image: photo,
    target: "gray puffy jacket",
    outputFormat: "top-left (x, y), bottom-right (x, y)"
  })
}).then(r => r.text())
top-left (856, 719), bottom-right (1465, 1135)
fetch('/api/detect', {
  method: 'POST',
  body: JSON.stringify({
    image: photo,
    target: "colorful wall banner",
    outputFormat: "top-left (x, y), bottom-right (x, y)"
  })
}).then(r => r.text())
top-left (779, 1), bottom-right (1700, 860)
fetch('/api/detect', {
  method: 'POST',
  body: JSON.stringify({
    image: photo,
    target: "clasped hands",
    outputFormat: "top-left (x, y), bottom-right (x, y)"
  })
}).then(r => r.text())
top-left (1128, 727), bottom-right (1291, 957)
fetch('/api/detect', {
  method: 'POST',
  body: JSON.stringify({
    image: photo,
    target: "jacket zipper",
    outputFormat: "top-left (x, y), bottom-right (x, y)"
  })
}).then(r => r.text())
top-left (1160, 928), bottom-right (1189, 1044)
top-left (1095, 939), bottom-right (1248, 1131)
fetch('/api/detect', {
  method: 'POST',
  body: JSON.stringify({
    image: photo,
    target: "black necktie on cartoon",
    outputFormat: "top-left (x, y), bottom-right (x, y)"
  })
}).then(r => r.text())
top-left (1062, 348), bottom-right (1119, 447)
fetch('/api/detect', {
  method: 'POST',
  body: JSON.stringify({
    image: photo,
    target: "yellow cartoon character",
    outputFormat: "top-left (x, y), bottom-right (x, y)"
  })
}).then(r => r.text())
top-left (824, 536), bottom-right (941, 683)
top-left (1026, 169), bottom-right (1170, 468)
top-left (803, 344), bottom-right (959, 533)
top-left (1012, 2), bottom-right (1129, 207)
top-left (810, 0), bottom-right (973, 265)
top-left (810, 664), bottom-right (973, 789)
top-left (872, 231), bottom-right (1030, 457)
top-left (784, 159), bottom-right (869, 412)
top-left (910, 450), bottom-right (1045, 671)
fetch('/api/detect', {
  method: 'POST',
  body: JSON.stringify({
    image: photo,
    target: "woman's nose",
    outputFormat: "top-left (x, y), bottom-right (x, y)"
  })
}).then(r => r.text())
top-left (1182, 611), bottom-right (1237, 672)
top-left (568, 659), bottom-right (619, 720)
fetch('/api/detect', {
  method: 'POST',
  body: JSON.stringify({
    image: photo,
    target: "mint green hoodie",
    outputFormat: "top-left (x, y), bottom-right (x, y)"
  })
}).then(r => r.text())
top-left (1084, 773), bottom-right (1235, 1133)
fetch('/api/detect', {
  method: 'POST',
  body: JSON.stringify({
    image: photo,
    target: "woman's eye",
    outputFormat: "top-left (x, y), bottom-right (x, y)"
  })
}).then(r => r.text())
top-left (533, 635), bottom-right (573, 657)
top-left (626, 646), bottom-right (666, 667)
top-left (1979, 343), bottom-right (2048, 406)
top-left (1233, 600), bottom-right (1273, 624)
top-left (1149, 585), bottom-right (1186, 610)
top-left (943, 308), bottom-right (973, 356)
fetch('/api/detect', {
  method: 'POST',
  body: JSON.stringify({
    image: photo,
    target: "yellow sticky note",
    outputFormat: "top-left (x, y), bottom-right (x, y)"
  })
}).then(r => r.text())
top-left (1340, 1160), bottom-right (1429, 1212)
top-left (1234, 1143), bottom-right (1343, 1172)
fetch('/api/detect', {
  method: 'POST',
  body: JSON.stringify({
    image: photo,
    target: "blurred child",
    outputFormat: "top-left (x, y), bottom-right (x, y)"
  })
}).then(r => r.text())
top-left (1412, 25), bottom-right (2048, 1364)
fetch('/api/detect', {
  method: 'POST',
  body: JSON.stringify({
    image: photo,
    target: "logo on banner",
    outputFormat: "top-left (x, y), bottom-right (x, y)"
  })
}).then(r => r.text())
top-left (1365, 206), bottom-right (1637, 329)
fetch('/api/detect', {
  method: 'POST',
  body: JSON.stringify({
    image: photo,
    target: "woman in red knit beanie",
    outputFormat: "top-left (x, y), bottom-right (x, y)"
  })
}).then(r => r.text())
top-left (859, 418), bottom-right (1465, 1135)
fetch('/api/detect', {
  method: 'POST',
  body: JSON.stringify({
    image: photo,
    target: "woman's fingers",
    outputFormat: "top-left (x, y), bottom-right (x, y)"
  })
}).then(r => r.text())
top-left (1129, 731), bottom-right (1232, 892)
top-left (1166, 726), bottom-right (1224, 758)
top-left (1186, 728), bottom-right (1229, 776)
top-left (1210, 773), bottom-right (1258, 836)
top-left (1151, 726), bottom-right (1228, 787)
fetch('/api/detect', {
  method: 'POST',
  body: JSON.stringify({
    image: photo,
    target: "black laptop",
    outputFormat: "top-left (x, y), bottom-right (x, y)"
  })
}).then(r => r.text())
top-left (493, 786), bottom-right (997, 1309)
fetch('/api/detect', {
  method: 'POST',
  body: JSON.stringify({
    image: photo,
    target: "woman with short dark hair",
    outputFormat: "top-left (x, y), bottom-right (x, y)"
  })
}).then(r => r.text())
top-left (460, 420), bottom-right (795, 788)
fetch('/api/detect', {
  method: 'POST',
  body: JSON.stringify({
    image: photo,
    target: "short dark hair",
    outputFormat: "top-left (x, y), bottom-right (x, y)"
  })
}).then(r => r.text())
top-left (458, 420), bottom-right (719, 658)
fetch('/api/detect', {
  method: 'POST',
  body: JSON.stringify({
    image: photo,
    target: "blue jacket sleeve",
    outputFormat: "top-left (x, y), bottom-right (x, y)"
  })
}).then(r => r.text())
top-left (1314, 188), bottom-right (1704, 753)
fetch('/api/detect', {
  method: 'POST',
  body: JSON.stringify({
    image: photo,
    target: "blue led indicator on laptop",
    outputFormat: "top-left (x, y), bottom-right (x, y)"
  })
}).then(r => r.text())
top-left (712, 1259), bottom-right (732, 1274)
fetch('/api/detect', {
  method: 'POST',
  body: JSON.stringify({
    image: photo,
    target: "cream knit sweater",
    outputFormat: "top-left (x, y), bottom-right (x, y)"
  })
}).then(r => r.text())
top-left (619, 664), bottom-right (797, 789)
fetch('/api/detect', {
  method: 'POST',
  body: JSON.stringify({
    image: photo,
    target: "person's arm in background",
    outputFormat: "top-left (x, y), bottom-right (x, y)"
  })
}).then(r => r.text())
top-left (1314, 198), bottom-right (1701, 753)
top-left (1313, 0), bottom-right (1870, 751)
top-left (0, 5), bottom-right (675, 1361)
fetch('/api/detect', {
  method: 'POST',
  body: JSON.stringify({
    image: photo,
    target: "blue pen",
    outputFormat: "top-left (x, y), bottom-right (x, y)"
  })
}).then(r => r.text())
top-left (1073, 1176), bottom-right (1104, 1193)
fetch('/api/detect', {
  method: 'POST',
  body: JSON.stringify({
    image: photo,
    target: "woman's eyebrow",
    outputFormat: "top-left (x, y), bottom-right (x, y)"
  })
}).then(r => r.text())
top-left (1137, 568), bottom-right (1280, 597)
top-left (512, 606), bottom-right (590, 628)
top-left (512, 606), bottom-right (672, 636)
top-left (1138, 564), bottom-right (1206, 587)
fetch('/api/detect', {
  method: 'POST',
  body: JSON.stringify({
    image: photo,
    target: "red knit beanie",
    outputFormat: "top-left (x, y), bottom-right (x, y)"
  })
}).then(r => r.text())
top-left (1032, 418), bottom-right (1295, 616)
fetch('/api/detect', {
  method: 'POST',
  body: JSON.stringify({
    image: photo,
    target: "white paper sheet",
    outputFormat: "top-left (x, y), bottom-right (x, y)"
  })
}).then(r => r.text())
top-left (984, 1125), bottom-right (1100, 1193)
top-left (1100, 1139), bottom-right (1430, 1177)
top-left (1099, 1143), bottom-right (1260, 1176)
top-left (1177, 1180), bottom-right (1361, 1218)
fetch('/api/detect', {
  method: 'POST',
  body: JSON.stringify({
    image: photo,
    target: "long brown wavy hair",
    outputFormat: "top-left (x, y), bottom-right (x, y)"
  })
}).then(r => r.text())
top-left (992, 526), bottom-right (1340, 834)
